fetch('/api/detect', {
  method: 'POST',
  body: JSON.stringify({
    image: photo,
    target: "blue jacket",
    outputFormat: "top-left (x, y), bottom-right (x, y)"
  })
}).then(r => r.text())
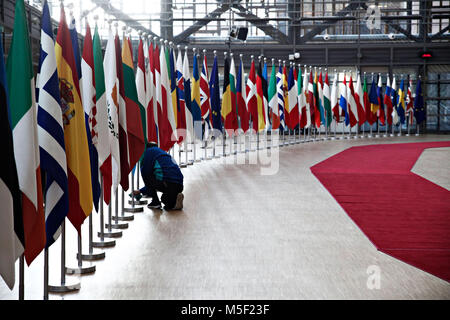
top-left (140, 147), bottom-right (184, 186)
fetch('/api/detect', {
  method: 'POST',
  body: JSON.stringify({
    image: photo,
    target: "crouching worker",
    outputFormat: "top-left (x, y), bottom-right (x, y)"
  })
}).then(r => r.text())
top-left (137, 142), bottom-right (184, 210)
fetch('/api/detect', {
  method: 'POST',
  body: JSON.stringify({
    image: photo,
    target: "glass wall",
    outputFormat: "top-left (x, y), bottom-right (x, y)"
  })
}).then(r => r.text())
top-left (427, 65), bottom-right (450, 132)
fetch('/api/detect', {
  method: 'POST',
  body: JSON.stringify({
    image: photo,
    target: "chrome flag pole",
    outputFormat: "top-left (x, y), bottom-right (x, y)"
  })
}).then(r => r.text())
top-left (92, 178), bottom-right (116, 246)
top-left (105, 187), bottom-right (128, 230)
top-left (66, 229), bottom-right (96, 275)
top-left (124, 167), bottom-right (144, 213)
top-left (48, 220), bottom-right (81, 294)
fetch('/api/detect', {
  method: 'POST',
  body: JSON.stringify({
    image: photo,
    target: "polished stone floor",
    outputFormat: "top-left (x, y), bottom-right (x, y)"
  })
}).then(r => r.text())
top-left (1, 134), bottom-right (449, 300)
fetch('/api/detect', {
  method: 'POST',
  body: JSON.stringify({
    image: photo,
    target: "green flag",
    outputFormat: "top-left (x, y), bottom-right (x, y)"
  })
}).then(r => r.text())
top-left (268, 62), bottom-right (277, 128)
top-left (92, 25), bottom-right (113, 204)
top-left (323, 72), bottom-right (332, 127)
top-left (6, 0), bottom-right (45, 265)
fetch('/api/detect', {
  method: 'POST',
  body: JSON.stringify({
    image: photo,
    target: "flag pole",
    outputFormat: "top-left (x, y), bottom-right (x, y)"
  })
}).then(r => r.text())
top-left (391, 74), bottom-right (396, 137)
top-left (93, 177), bottom-right (117, 246)
top-left (398, 74), bottom-right (403, 137)
top-left (44, 248), bottom-right (48, 300)
top-left (340, 70), bottom-right (346, 140)
top-left (65, 229), bottom-right (96, 275)
top-left (203, 49), bottom-right (212, 159)
top-left (124, 167), bottom-right (144, 213)
top-left (79, 213), bottom-right (106, 260)
top-left (118, 188), bottom-right (134, 220)
top-left (416, 75), bottom-right (421, 136)
top-left (132, 162), bottom-right (147, 206)
top-left (47, 219), bottom-right (81, 293)
top-left (407, 73), bottom-right (411, 137)
top-left (361, 72), bottom-right (366, 138)
top-left (384, 73), bottom-right (389, 137)
top-left (346, 71), bottom-right (351, 140)
top-left (105, 186), bottom-right (122, 238)
top-left (318, 67), bottom-right (323, 141)
top-left (105, 187), bottom-right (128, 231)
top-left (368, 72), bottom-right (374, 139)
top-left (324, 67), bottom-right (329, 141)
top-left (376, 73), bottom-right (381, 138)
top-left (332, 70), bottom-right (337, 140)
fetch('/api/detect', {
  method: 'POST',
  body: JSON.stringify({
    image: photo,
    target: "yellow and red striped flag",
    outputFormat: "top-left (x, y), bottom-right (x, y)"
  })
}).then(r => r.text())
top-left (55, 5), bottom-right (92, 232)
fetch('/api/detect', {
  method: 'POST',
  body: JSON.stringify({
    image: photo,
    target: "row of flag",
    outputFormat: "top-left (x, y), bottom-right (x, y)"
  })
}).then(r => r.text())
top-left (134, 41), bottom-right (426, 143)
top-left (0, 0), bottom-right (427, 291)
top-left (0, 1), bottom-right (148, 290)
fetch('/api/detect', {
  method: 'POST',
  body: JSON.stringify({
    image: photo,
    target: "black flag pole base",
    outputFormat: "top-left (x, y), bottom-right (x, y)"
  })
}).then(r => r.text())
top-left (113, 214), bottom-right (134, 221)
top-left (48, 282), bottom-right (80, 293)
top-left (128, 199), bottom-right (148, 205)
top-left (92, 239), bottom-right (116, 248)
top-left (124, 206), bottom-right (144, 213)
top-left (97, 230), bottom-right (122, 238)
top-left (77, 251), bottom-right (106, 261)
top-left (105, 222), bottom-right (128, 230)
top-left (65, 264), bottom-right (96, 275)
top-left (179, 163), bottom-right (188, 168)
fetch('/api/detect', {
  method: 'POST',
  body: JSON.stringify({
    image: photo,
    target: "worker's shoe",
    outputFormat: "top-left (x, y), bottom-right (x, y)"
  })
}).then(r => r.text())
top-left (147, 199), bottom-right (162, 209)
top-left (173, 193), bottom-right (184, 210)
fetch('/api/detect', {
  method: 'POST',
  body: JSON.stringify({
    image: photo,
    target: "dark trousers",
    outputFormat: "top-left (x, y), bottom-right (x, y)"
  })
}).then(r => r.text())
top-left (144, 180), bottom-right (183, 209)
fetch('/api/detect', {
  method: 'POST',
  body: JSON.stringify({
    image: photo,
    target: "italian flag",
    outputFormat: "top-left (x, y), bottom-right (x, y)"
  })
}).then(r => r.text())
top-left (6, 0), bottom-right (45, 264)
top-left (93, 25), bottom-right (112, 205)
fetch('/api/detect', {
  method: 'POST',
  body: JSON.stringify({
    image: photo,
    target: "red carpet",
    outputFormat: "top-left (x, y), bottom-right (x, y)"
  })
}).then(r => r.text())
top-left (311, 141), bottom-right (450, 282)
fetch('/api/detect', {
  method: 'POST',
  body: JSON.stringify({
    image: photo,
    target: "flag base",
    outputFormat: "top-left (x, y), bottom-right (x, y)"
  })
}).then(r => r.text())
top-left (406, 133), bottom-right (410, 136)
top-left (179, 163), bottom-right (188, 168)
top-left (77, 251), bottom-right (106, 261)
top-left (353, 135), bottom-right (359, 139)
top-left (92, 239), bottom-right (116, 248)
top-left (105, 222), bottom-right (128, 229)
top-left (112, 214), bottom-right (134, 221)
top-left (123, 207), bottom-right (144, 213)
top-left (48, 282), bottom-right (80, 293)
top-left (97, 230), bottom-right (122, 238)
top-left (415, 133), bottom-right (420, 136)
top-left (65, 265), bottom-right (96, 275)
top-left (128, 199), bottom-right (148, 205)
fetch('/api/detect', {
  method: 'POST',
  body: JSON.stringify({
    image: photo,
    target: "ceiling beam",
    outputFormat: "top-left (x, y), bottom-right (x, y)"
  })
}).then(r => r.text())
top-left (430, 24), bottom-right (450, 40)
top-left (91, 0), bottom-right (159, 38)
top-left (384, 19), bottom-right (420, 42)
top-left (231, 3), bottom-right (290, 44)
top-left (173, 4), bottom-right (230, 44)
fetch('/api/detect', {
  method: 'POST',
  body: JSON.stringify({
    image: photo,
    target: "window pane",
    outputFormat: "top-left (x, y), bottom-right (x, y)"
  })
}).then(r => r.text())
top-left (441, 84), bottom-right (450, 98)
top-left (427, 100), bottom-right (438, 115)
top-left (426, 115), bottom-right (438, 130)
top-left (428, 84), bottom-right (438, 97)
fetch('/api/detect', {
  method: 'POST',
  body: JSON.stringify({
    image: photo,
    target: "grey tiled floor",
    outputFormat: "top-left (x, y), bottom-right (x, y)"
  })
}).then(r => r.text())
top-left (1, 134), bottom-right (449, 300)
